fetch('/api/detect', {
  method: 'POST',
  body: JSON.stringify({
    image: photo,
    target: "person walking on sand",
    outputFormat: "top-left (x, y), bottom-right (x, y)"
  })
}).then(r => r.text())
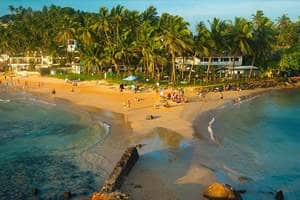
top-left (127, 99), bottom-right (131, 108)
top-left (120, 83), bottom-right (124, 92)
top-left (51, 88), bottom-right (56, 95)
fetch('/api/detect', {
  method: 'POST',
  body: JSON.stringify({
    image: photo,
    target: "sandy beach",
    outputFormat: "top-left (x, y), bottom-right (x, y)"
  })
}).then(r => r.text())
top-left (1, 74), bottom-right (299, 199)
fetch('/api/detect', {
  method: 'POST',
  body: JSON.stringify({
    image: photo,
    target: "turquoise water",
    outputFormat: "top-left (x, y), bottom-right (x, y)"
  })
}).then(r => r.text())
top-left (195, 89), bottom-right (300, 199)
top-left (1, 0), bottom-right (299, 29)
top-left (0, 87), bottom-right (108, 199)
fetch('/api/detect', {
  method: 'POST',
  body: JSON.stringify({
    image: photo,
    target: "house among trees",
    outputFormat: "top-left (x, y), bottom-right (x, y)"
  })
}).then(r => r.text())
top-left (175, 56), bottom-right (259, 78)
top-left (8, 52), bottom-right (54, 72)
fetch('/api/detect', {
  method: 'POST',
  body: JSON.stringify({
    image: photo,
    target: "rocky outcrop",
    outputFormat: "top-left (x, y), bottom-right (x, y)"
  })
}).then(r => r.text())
top-left (203, 182), bottom-right (242, 200)
top-left (100, 147), bottom-right (139, 194)
top-left (275, 190), bottom-right (284, 200)
top-left (91, 192), bottom-right (129, 200)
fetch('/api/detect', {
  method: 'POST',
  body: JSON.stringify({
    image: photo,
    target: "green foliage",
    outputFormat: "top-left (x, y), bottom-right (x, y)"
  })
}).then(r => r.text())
top-left (0, 6), bottom-right (299, 84)
top-left (279, 51), bottom-right (300, 72)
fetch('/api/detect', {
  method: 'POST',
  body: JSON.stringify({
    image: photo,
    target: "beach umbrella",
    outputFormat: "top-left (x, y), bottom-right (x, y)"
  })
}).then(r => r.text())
top-left (123, 75), bottom-right (137, 81)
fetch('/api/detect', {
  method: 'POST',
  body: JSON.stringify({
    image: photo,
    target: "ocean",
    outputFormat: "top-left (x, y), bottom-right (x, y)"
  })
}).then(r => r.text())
top-left (194, 89), bottom-right (300, 199)
top-left (0, 86), bottom-right (110, 199)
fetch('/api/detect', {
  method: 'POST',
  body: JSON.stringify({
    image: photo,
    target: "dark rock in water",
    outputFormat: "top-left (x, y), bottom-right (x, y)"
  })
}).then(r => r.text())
top-left (238, 176), bottom-right (251, 184)
top-left (63, 191), bottom-right (72, 199)
top-left (275, 190), bottom-right (284, 200)
top-left (32, 187), bottom-right (38, 195)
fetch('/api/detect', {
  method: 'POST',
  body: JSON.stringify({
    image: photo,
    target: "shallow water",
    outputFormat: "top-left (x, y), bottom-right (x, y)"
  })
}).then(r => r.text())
top-left (0, 87), bottom-right (109, 199)
top-left (194, 89), bottom-right (300, 199)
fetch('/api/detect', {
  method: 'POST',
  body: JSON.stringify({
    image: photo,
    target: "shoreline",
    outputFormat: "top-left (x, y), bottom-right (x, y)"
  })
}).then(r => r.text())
top-left (1, 74), bottom-right (300, 199)
top-left (2, 75), bottom-right (298, 140)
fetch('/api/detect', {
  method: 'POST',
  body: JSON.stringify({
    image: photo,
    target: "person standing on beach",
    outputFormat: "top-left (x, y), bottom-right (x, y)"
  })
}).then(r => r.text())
top-left (127, 99), bottom-right (131, 108)
top-left (120, 83), bottom-right (124, 92)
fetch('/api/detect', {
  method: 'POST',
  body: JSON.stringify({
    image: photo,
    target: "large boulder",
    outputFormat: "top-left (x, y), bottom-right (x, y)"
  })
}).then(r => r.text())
top-left (91, 192), bottom-right (129, 200)
top-left (203, 182), bottom-right (242, 200)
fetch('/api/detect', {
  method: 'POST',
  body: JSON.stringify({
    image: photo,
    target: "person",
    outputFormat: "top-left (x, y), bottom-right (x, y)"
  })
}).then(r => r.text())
top-left (120, 83), bottom-right (124, 92)
top-left (220, 92), bottom-right (223, 99)
top-left (127, 99), bottom-right (131, 108)
top-left (160, 88), bottom-right (164, 97)
top-left (52, 88), bottom-right (56, 95)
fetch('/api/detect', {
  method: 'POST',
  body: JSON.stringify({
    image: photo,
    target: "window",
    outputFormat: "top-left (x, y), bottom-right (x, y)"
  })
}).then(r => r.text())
top-left (212, 58), bottom-right (219, 62)
top-left (204, 58), bottom-right (209, 62)
top-left (234, 58), bottom-right (239, 61)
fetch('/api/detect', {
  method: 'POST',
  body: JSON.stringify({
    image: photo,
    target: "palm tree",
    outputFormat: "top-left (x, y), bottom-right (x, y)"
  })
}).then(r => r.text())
top-left (194, 21), bottom-right (215, 82)
top-left (158, 13), bottom-right (192, 83)
top-left (249, 10), bottom-right (275, 78)
top-left (276, 14), bottom-right (297, 49)
top-left (227, 17), bottom-right (253, 79)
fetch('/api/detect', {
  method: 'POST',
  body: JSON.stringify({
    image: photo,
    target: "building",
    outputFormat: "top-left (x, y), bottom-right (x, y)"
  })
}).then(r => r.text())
top-left (0, 54), bottom-right (9, 63)
top-left (67, 39), bottom-right (77, 53)
top-left (225, 66), bottom-right (259, 78)
top-left (8, 55), bottom-right (53, 71)
top-left (175, 56), bottom-right (243, 68)
top-left (175, 56), bottom-right (260, 78)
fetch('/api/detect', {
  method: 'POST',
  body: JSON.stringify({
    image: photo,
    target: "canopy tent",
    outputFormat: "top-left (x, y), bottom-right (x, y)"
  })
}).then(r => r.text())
top-left (123, 75), bottom-right (137, 81)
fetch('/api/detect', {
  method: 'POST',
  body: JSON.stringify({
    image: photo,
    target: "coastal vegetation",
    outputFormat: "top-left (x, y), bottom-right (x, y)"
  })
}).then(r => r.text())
top-left (0, 5), bottom-right (299, 84)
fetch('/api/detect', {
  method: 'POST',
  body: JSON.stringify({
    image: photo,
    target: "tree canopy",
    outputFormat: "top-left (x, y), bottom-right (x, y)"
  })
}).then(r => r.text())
top-left (0, 6), bottom-right (299, 81)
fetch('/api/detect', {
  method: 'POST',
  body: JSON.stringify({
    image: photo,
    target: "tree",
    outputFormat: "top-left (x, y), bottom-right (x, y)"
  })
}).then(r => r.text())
top-left (249, 10), bottom-right (276, 77)
top-left (158, 13), bottom-right (192, 83)
top-left (276, 14), bottom-right (297, 49)
top-left (194, 21), bottom-right (214, 82)
top-left (227, 17), bottom-right (253, 79)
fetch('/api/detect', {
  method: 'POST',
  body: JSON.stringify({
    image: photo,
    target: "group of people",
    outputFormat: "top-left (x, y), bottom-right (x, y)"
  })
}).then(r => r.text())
top-left (166, 89), bottom-right (188, 103)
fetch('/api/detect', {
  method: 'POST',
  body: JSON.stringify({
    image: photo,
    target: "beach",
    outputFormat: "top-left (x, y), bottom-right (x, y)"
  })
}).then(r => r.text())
top-left (1, 74), bottom-right (299, 199)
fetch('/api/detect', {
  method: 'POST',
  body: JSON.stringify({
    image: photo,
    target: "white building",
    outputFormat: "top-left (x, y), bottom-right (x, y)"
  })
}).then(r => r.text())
top-left (226, 66), bottom-right (259, 77)
top-left (0, 54), bottom-right (9, 63)
top-left (8, 55), bottom-right (53, 71)
top-left (175, 56), bottom-right (243, 68)
top-left (67, 39), bottom-right (77, 53)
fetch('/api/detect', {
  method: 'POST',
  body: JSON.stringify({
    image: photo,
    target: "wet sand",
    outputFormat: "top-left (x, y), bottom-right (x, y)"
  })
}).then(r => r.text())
top-left (1, 74), bottom-right (299, 199)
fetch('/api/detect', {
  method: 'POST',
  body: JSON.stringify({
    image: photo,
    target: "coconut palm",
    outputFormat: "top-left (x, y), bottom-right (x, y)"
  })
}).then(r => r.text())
top-left (158, 13), bottom-right (192, 83)
top-left (249, 10), bottom-right (275, 78)
top-left (194, 21), bottom-right (215, 82)
top-left (227, 17), bottom-right (253, 79)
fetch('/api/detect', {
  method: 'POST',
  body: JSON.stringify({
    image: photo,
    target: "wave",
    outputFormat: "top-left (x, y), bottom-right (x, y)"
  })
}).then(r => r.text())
top-left (234, 95), bottom-right (260, 106)
top-left (27, 97), bottom-right (56, 106)
top-left (0, 98), bottom-right (10, 103)
top-left (208, 117), bottom-right (216, 143)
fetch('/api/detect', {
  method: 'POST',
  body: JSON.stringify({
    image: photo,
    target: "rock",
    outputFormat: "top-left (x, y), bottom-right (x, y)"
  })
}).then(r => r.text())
top-left (32, 187), bottom-right (38, 195)
top-left (203, 182), bottom-right (242, 200)
top-left (134, 184), bottom-right (142, 189)
top-left (91, 192), bottom-right (113, 200)
top-left (146, 115), bottom-right (154, 120)
top-left (91, 192), bottom-right (129, 200)
top-left (275, 190), bottom-right (284, 200)
top-left (101, 147), bottom-right (139, 193)
top-left (63, 191), bottom-right (72, 199)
